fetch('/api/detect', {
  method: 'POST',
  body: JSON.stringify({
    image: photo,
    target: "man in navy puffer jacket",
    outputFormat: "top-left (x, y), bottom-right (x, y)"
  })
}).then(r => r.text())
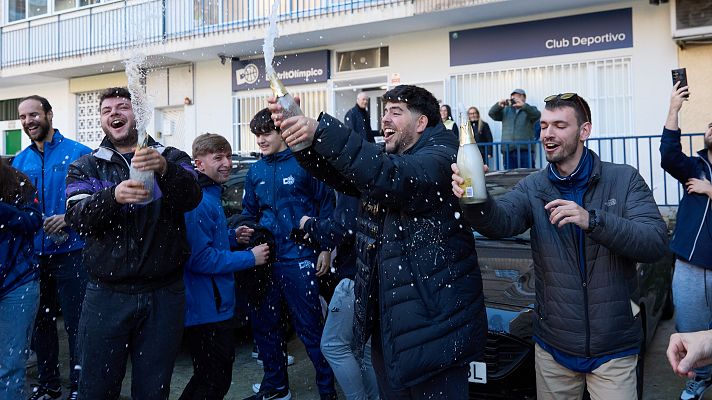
top-left (12, 95), bottom-right (91, 399)
top-left (661, 82), bottom-right (712, 400)
top-left (271, 85), bottom-right (486, 399)
top-left (181, 133), bottom-right (270, 399)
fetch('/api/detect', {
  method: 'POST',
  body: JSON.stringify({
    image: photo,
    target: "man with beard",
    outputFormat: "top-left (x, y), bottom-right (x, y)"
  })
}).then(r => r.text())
top-left (343, 92), bottom-right (374, 143)
top-left (453, 93), bottom-right (668, 400)
top-left (11, 95), bottom-right (90, 400)
top-left (64, 87), bottom-right (201, 398)
top-left (270, 85), bottom-right (486, 399)
top-left (660, 82), bottom-right (712, 400)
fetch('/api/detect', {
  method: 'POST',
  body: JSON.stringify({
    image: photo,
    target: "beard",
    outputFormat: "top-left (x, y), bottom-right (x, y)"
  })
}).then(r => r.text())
top-left (24, 116), bottom-right (51, 143)
top-left (104, 124), bottom-right (139, 150)
top-left (706, 135), bottom-right (712, 151)
top-left (545, 133), bottom-right (580, 165)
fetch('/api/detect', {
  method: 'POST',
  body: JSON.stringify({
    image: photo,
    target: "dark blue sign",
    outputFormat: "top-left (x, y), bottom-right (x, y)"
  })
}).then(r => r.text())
top-left (232, 50), bottom-right (330, 91)
top-left (450, 8), bottom-right (632, 66)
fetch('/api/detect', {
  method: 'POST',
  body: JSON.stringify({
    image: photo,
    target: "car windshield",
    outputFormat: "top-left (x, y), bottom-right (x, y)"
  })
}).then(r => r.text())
top-left (474, 169), bottom-right (537, 241)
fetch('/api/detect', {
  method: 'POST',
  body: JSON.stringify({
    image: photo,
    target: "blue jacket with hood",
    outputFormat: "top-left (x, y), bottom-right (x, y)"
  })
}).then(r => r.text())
top-left (0, 179), bottom-right (42, 297)
top-left (183, 173), bottom-right (256, 327)
top-left (660, 127), bottom-right (712, 268)
top-left (242, 148), bottom-right (334, 262)
top-left (12, 130), bottom-right (91, 256)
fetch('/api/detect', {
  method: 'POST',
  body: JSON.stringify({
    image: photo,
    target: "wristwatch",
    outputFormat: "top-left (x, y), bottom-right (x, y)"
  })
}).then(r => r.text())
top-left (586, 209), bottom-right (599, 233)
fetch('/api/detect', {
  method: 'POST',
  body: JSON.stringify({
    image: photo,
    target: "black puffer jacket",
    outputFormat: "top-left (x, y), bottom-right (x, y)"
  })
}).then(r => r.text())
top-left (295, 113), bottom-right (486, 389)
top-left (462, 151), bottom-right (668, 357)
top-left (65, 137), bottom-right (201, 293)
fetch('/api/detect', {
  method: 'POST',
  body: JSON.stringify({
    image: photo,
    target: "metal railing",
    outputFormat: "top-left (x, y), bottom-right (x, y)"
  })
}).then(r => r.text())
top-left (480, 133), bottom-right (705, 207)
top-left (0, 0), bottom-right (408, 69)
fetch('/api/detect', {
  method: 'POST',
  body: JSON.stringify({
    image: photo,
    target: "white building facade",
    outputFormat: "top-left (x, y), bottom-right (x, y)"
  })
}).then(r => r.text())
top-left (0, 0), bottom-right (709, 204)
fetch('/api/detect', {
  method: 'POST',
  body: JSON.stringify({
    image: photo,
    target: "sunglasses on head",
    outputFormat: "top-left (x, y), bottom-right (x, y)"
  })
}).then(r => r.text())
top-left (544, 93), bottom-right (590, 124)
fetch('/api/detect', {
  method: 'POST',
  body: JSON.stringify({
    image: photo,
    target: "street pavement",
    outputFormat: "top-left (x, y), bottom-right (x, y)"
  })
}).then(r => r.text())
top-left (26, 316), bottom-right (707, 399)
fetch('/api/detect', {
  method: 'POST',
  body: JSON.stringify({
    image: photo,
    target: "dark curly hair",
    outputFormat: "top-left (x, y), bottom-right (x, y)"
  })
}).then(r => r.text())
top-left (0, 158), bottom-right (35, 205)
top-left (250, 108), bottom-right (278, 134)
top-left (382, 85), bottom-right (440, 128)
top-left (99, 87), bottom-right (131, 108)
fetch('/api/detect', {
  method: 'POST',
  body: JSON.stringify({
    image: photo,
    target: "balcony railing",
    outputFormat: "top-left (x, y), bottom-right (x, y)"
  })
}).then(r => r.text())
top-left (0, 0), bottom-right (408, 69)
top-left (479, 133), bottom-right (704, 207)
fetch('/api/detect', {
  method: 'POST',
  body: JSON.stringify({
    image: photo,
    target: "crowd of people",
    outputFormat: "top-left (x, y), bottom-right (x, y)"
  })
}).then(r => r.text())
top-left (0, 78), bottom-right (710, 400)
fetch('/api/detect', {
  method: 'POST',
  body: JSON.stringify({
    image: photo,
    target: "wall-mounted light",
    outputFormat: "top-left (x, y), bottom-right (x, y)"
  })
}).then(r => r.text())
top-left (184, 97), bottom-right (193, 105)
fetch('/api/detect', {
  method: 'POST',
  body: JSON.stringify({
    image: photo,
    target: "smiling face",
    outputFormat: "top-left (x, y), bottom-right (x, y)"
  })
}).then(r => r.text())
top-left (195, 151), bottom-right (232, 184)
top-left (381, 102), bottom-right (426, 154)
top-left (540, 106), bottom-right (591, 175)
top-left (100, 96), bottom-right (138, 150)
top-left (18, 99), bottom-right (53, 144)
top-left (440, 106), bottom-right (449, 121)
top-left (255, 130), bottom-right (287, 156)
top-left (468, 107), bottom-right (480, 122)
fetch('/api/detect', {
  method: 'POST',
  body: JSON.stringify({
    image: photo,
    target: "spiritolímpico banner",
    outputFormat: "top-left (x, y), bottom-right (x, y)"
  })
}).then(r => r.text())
top-left (232, 50), bottom-right (330, 92)
top-left (450, 8), bottom-right (633, 66)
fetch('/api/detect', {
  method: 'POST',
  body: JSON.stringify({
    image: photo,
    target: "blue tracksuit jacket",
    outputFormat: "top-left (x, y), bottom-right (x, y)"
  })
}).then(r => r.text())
top-left (184, 173), bottom-right (256, 327)
top-left (12, 130), bottom-right (91, 255)
top-left (241, 148), bottom-right (334, 262)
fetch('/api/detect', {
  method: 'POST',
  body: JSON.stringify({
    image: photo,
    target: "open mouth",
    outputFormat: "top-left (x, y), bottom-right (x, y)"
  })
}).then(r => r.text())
top-left (110, 119), bottom-right (126, 129)
top-left (544, 142), bottom-right (560, 152)
top-left (383, 128), bottom-right (396, 140)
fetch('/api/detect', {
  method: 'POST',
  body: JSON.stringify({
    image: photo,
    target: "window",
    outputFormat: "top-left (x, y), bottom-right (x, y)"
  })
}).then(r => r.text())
top-left (9, 0), bottom-right (27, 22)
top-left (76, 90), bottom-right (103, 147)
top-left (336, 47), bottom-right (389, 72)
top-left (7, 0), bottom-right (101, 22)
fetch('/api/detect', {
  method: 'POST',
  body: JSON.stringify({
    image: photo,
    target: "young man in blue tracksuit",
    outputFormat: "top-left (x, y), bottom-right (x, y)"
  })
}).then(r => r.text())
top-left (240, 108), bottom-right (336, 400)
top-left (661, 82), bottom-right (712, 400)
top-left (180, 133), bottom-right (270, 399)
top-left (12, 95), bottom-right (91, 400)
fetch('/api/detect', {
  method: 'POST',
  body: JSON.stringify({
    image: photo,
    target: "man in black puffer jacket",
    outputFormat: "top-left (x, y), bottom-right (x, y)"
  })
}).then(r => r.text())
top-left (270, 85), bottom-right (486, 399)
top-left (65, 87), bottom-right (201, 398)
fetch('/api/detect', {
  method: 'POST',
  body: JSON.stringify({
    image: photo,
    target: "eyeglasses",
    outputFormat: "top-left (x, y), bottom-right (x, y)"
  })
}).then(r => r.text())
top-left (544, 92), bottom-right (590, 124)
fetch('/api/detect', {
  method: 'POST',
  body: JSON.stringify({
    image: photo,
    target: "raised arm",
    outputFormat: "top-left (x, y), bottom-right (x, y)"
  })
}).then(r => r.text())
top-left (660, 82), bottom-right (698, 183)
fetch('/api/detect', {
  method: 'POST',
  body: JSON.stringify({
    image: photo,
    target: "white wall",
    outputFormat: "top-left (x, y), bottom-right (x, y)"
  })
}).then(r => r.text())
top-left (194, 60), bottom-right (233, 141)
top-left (0, 79), bottom-right (74, 149)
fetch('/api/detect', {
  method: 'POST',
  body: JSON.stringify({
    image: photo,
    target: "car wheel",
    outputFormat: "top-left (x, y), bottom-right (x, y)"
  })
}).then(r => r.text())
top-left (662, 286), bottom-right (674, 320)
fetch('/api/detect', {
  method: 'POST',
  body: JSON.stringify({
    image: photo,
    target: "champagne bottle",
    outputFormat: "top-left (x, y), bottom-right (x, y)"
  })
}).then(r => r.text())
top-left (267, 72), bottom-right (310, 152)
top-left (457, 117), bottom-right (487, 204)
top-left (129, 133), bottom-right (154, 205)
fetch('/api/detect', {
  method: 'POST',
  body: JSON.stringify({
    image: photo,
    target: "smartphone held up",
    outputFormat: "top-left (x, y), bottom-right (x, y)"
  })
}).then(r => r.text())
top-left (672, 68), bottom-right (689, 98)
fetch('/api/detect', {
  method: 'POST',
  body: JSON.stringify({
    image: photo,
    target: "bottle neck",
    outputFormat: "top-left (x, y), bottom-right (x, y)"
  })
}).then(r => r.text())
top-left (268, 73), bottom-right (288, 97)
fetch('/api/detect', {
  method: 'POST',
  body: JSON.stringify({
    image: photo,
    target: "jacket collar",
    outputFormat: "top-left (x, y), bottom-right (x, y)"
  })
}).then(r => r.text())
top-left (30, 129), bottom-right (63, 153)
top-left (403, 122), bottom-right (447, 155)
top-left (263, 148), bottom-right (293, 163)
top-left (535, 149), bottom-right (602, 201)
top-left (95, 135), bottom-right (166, 162)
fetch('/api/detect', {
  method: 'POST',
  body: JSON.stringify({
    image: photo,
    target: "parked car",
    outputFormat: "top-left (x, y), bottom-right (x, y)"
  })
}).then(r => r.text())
top-left (468, 169), bottom-right (674, 400)
top-left (222, 152), bottom-right (259, 217)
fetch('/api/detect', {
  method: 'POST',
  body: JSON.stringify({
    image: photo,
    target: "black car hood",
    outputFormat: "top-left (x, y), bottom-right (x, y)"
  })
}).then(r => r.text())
top-left (477, 236), bottom-right (536, 337)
